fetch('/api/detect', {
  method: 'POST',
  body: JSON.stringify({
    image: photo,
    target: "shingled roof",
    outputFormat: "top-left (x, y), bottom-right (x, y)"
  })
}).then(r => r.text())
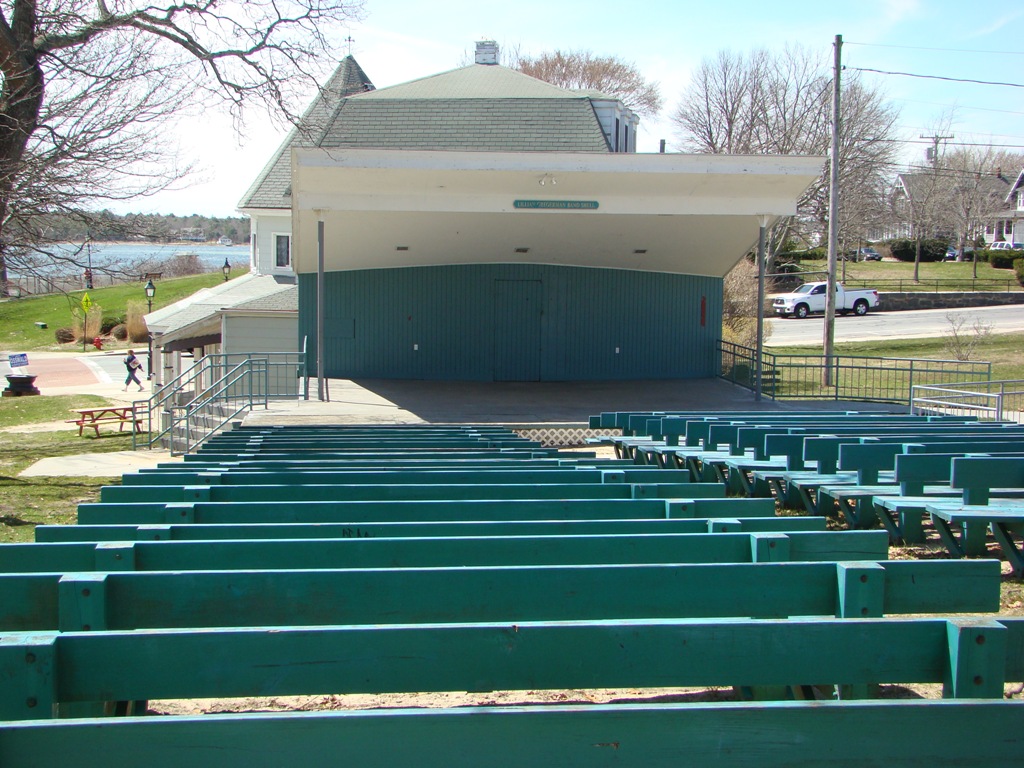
top-left (239, 55), bottom-right (375, 210)
top-left (239, 60), bottom-right (613, 210)
top-left (897, 171), bottom-right (1010, 205)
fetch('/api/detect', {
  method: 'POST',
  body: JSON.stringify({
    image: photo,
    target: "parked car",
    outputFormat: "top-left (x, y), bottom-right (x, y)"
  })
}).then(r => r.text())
top-left (859, 247), bottom-right (882, 261)
top-left (944, 246), bottom-right (975, 261)
top-left (988, 242), bottom-right (1024, 251)
top-left (772, 281), bottom-right (880, 319)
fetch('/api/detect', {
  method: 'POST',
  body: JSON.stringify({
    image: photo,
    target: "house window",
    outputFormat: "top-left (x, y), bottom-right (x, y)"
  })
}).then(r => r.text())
top-left (274, 234), bottom-right (291, 268)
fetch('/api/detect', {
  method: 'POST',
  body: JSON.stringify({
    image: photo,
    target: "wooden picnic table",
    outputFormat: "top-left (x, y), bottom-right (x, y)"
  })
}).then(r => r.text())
top-left (67, 406), bottom-right (142, 438)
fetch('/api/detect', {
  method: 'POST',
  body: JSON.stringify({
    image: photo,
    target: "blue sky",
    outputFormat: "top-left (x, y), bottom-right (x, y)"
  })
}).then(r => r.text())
top-left (132, 0), bottom-right (1024, 216)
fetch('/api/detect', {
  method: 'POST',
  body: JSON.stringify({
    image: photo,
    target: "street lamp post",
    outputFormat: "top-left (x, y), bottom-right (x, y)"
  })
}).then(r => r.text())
top-left (144, 279), bottom-right (156, 380)
top-left (222, 258), bottom-right (231, 281)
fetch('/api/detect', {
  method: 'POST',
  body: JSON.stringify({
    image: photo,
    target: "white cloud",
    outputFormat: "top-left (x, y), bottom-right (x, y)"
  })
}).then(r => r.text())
top-left (968, 9), bottom-right (1024, 38)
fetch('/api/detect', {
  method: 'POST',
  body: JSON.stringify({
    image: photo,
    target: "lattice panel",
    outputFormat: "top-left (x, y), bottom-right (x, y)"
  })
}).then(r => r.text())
top-left (511, 426), bottom-right (609, 447)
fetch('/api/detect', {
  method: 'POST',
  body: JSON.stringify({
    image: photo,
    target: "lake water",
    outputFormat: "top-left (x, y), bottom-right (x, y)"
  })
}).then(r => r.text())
top-left (9, 242), bottom-right (250, 293)
top-left (66, 242), bottom-right (247, 270)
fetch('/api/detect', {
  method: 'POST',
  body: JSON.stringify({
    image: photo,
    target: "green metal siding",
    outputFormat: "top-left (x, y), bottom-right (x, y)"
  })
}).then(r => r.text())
top-left (299, 265), bottom-right (722, 381)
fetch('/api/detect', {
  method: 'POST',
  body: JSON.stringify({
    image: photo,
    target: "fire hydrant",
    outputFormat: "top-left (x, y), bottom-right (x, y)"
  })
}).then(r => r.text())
top-left (92, 337), bottom-right (103, 350)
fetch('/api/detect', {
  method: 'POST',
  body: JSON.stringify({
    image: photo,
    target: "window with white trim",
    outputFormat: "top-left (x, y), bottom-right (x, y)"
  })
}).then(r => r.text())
top-left (274, 234), bottom-right (291, 269)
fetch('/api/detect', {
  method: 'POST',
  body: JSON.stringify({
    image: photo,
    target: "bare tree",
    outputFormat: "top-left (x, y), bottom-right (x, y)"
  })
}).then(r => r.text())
top-left (941, 148), bottom-right (1012, 277)
top-left (0, 0), bottom-right (365, 294)
top-left (942, 311), bottom-right (992, 361)
top-left (722, 256), bottom-right (773, 348)
top-left (672, 45), bottom-right (899, 269)
top-left (941, 148), bottom-right (1024, 276)
top-left (512, 49), bottom-right (661, 117)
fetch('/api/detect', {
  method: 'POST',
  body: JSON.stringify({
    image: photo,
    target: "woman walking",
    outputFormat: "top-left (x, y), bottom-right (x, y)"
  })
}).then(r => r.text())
top-left (124, 350), bottom-right (144, 392)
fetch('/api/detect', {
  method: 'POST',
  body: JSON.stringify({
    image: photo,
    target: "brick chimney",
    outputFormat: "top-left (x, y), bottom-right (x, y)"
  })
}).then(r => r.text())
top-left (475, 40), bottom-right (499, 65)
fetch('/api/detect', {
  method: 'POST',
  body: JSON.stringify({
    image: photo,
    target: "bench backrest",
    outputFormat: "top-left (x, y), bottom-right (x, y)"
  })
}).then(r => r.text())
top-left (35, 515), bottom-right (829, 543)
top-left (0, 530), bottom-right (891, 573)
top-left (118, 467), bottom-right (692, 487)
top-left (951, 457), bottom-right (1024, 504)
top-left (0, 616), bottom-right (1015, 721)
top-left (0, 559), bottom-right (1000, 632)
top-left (97, 481), bottom-right (701, 504)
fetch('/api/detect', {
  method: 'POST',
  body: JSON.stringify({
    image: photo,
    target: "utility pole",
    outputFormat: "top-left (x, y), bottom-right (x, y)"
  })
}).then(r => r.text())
top-left (823, 34), bottom-right (841, 387)
top-left (921, 134), bottom-right (953, 167)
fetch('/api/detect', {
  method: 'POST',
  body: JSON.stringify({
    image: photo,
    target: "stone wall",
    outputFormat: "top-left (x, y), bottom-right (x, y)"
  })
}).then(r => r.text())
top-left (880, 292), bottom-right (1024, 311)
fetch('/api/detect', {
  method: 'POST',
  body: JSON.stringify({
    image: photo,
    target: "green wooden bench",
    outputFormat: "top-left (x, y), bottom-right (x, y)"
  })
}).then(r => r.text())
top-left (201, 436), bottom-right (544, 449)
top-left (97, 481), bottom-right (701, 504)
top-left (3, 699), bottom-right (1023, 767)
top-left (928, 506), bottom-right (1024, 572)
top-left (757, 432), bottom-right (1024, 511)
top-left (872, 453), bottom-right (1024, 545)
top-left (118, 467), bottom-right (692, 487)
top-left (170, 457), bottom-right (626, 471)
top-left (189, 448), bottom-right (564, 459)
top-left (81, 494), bottom-right (743, 525)
top-left (35, 515), bottom-right (829, 543)
top-left (0, 559), bottom-right (1000, 632)
top-left (0, 616), bottom-right (1016, 721)
top-left (820, 446), bottom-right (1024, 535)
top-left (918, 458), bottom-right (1024, 562)
top-left (0, 530), bottom-right (891, 573)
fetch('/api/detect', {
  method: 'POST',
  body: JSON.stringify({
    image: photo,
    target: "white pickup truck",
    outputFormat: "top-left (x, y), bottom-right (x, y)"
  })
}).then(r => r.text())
top-left (772, 281), bottom-right (880, 319)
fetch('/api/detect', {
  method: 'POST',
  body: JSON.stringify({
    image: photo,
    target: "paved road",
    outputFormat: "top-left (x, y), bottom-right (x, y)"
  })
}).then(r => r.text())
top-left (766, 304), bottom-right (1024, 347)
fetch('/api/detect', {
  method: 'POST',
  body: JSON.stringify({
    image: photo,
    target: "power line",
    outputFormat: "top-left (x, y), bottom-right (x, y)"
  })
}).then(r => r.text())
top-left (845, 66), bottom-right (1024, 89)
top-left (845, 41), bottom-right (1024, 56)
top-left (900, 128), bottom-right (1024, 141)
top-left (898, 99), bottom-right (1024, 117)
top-left (865, 136), bottom-right (1024, 150)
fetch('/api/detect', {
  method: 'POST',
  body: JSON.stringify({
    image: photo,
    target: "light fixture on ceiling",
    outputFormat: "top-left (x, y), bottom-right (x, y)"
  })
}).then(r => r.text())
top-left (539, 174), bottom-right (556, 187)
top-left (633, 249), bottom-right (647, 254)
top-left (514, 247), bottom-right (530, 253)
top-left (396, 246), bottom-right (409, 251)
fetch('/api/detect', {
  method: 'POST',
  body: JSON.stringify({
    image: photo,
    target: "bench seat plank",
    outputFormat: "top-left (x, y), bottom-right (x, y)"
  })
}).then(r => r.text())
top-left (1, 700), bottom-right (1022, 768)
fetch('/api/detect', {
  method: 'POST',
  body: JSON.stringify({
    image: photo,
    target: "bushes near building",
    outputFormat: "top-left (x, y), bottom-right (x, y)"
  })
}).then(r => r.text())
top-left (885, 238), bottom-right (947, 263)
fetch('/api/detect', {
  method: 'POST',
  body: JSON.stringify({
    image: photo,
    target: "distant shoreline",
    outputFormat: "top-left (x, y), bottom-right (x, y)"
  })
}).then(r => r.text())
top-left (66, 241), bottom-right (240, 248)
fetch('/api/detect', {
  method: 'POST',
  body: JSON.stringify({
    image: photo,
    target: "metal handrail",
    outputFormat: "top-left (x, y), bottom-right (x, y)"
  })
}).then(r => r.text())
top-left (132, 356), bottom-right (214, 449)
top-left (911, 380), bottom-right (1024, 422)
top-left (171, 359), bottom-right (265, 455)
top-left (719, 340), bottom-right (992, 404)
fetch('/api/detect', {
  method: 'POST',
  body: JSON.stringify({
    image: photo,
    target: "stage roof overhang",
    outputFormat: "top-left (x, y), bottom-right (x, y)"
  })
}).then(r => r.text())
top-left (291, 149), bottom-right (824, 278)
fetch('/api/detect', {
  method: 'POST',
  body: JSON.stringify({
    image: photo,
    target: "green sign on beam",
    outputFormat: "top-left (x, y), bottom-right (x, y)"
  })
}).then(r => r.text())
top-left (514, 200), bottom-right (599, 210)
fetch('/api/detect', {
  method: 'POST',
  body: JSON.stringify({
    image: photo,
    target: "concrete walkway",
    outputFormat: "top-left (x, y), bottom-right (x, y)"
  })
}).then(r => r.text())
top-left (5, 350), bottom-right (898, 478)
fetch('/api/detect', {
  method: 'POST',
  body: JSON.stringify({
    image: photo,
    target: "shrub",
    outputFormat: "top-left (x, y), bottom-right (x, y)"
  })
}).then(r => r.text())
top-left (72, 305), bottom-right (103, 342)
top-left (125, 299), bottom-right (150, 343)
top-left (100, 315), bottom-right (126, 334)
top-left (1014, 257), bottom-right (1024, 286)
top-left (54, 327), bottom-right (75, 344)
top-left (160, 252), bottom-right (206, 277)
top-left (885, 238), bottom-right (947, 263)
top-left (986, 250), bottom-right (1022, 269)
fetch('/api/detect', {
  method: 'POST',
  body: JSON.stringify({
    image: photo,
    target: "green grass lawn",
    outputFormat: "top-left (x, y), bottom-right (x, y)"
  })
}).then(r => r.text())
top-left (771, 331), bottom-right (1024, 381)
top-left (786, 258), bottom-right (1021, 292)
top-left (0, 395), bottom-right (138, 542)
top-left (0, 269), bottom-right (245, 351)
